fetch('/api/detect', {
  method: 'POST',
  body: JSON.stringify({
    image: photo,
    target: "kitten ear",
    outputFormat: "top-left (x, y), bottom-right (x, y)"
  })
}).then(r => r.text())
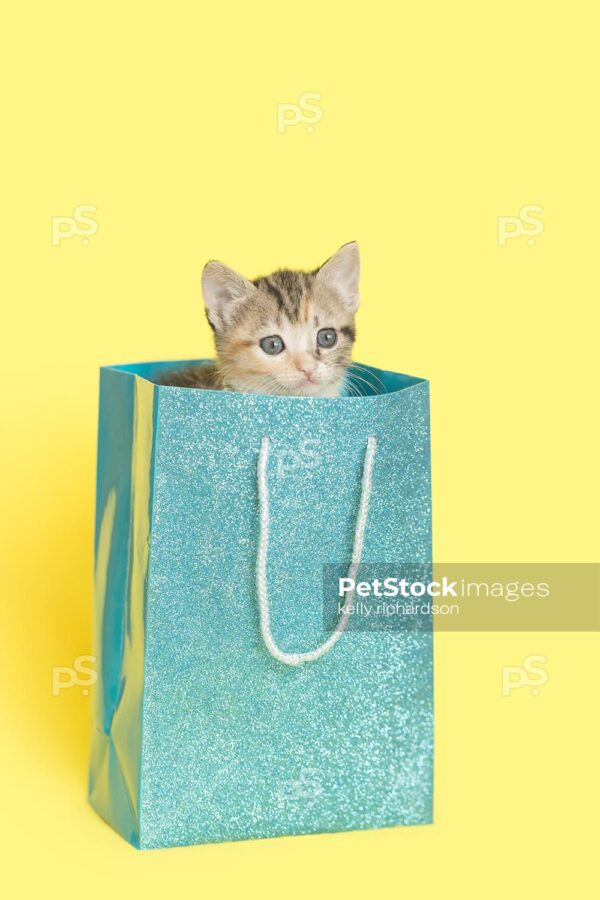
top-left (316, 241), bottom-right (360, 312)
top-left (202, 260), bottom-right (257, 330)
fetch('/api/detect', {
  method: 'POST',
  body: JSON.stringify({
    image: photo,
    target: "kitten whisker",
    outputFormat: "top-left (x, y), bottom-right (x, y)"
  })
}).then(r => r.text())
top-left (345, 372), bottom-right (375, 396)
top-left (350, 364), bottom-right (387, 393)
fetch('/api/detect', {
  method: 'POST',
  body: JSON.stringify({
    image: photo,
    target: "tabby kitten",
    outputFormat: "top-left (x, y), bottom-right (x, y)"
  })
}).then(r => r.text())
top-left (162, 242), bottom-right (360, 397)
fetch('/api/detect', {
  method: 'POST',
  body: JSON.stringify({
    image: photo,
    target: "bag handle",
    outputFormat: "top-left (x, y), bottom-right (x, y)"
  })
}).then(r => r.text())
top-left (256, 436), bottom-right (377, 666)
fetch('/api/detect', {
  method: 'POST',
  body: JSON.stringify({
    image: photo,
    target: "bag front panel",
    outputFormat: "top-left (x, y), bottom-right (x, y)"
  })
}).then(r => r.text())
top-left (138, 382), bottom-right (433, 848)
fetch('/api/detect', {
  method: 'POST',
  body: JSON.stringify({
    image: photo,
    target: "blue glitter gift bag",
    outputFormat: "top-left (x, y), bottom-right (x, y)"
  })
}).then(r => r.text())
top-left (89, 358), bottom-right (433, 849)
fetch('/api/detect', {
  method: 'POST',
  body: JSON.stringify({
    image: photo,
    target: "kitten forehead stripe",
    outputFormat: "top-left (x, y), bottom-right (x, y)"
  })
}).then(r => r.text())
top-left (255, 274), bottom-right (302, 321)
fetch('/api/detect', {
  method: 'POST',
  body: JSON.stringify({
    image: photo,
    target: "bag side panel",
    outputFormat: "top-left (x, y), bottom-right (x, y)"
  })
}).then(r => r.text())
top-left (89, 371), bottom-right (156, 847)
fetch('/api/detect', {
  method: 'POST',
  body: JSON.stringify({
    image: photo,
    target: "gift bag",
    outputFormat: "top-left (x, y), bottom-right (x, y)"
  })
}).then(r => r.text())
top-left (89, 359), bottom-right (433, 849)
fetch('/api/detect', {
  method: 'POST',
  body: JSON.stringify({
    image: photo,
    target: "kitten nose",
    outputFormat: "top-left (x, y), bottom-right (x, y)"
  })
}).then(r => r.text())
top-left (295, 357), bottom-right (316, 381)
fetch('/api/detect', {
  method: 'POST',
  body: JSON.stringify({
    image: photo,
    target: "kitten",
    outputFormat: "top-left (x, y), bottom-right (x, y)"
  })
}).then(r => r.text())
top-left (161, 242), bottom-right (360, 397)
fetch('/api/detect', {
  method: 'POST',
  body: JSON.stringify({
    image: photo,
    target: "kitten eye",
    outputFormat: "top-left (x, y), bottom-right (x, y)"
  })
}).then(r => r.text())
top-left (316, 328), bottom-right (337, 348)
top-left (259, 335), bottom-right (285, 355)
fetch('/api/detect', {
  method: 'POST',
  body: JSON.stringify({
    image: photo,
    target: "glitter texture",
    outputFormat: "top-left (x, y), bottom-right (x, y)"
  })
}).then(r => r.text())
top-left (89, 359), bottom-right (433, 849)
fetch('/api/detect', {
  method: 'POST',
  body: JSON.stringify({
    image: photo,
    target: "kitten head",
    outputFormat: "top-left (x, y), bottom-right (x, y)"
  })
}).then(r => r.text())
top-left (201, 242), bottom-right (360, 396)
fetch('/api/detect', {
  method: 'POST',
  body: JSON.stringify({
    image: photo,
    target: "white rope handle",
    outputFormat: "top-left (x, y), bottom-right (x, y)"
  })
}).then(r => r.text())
top-left (256, 436), bottom-right (377, 666)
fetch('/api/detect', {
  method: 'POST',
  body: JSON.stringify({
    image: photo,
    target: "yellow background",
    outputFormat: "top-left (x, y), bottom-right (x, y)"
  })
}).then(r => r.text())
top-left (1, 1), bottom-right (598, 896)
